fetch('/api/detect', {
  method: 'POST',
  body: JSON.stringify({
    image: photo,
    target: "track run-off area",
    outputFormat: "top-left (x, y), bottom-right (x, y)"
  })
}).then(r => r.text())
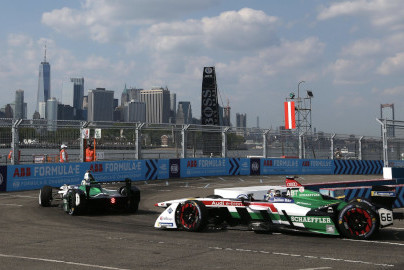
top-left (0, 175), bottom-right (403, 270)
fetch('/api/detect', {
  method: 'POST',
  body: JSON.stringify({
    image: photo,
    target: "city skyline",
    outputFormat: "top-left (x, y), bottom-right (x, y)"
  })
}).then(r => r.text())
top-left (1, 1), bottom-right (404, 136)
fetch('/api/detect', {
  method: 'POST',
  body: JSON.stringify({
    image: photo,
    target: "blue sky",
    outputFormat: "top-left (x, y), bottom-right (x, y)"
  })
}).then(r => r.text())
top-left (1, 0), bottom-right (404, 136)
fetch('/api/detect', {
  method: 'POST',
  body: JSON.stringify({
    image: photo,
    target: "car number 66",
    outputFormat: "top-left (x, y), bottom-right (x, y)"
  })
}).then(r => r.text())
top-left (379, 209), bottom-right (393, 226)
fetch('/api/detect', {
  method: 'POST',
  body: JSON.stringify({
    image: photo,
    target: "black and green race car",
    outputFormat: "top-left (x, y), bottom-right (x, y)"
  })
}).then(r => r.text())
top-left (155, 177), bottom-right (396, 239)
top-left (39, 172), bottom-right (140, 215)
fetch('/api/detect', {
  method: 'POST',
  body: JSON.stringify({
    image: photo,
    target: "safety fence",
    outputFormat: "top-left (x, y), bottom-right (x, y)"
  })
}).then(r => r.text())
top-left (0, 118), bottom-right (399, 165)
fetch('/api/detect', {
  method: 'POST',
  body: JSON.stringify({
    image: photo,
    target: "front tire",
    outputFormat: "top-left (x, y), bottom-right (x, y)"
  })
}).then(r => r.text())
top-left (337, 202), bottom-right (379, 239)
top-left (176, 200), bottom-right (208, 232)
top-left (39, 185), bottom-right (53, 207)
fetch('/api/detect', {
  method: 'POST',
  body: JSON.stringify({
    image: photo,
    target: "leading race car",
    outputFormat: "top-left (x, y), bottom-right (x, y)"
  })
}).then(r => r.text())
top-left (39, 171), bottom-right (140, 215)
top-left (154, 177), bottom-right (396, 239)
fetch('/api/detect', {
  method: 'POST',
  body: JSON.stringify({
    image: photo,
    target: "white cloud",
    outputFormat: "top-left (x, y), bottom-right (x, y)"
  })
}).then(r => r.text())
top-left (318, 0), bottom-right (404, 30)
top-left (133, 8), bottom-right (279, 54)
top-left (377, 52), bottom-right (404, 75)
top-left (42, 0), bottom-right (221, 43)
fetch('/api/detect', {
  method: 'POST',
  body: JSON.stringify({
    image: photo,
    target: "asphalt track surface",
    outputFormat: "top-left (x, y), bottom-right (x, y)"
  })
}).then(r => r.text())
top-left (1, 175), bottom-right (404, 270)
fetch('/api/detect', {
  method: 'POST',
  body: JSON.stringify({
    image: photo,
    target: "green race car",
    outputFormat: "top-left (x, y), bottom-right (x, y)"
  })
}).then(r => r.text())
top-left (39, 172), bottom-right (140, 215)
top-left (155, 177), bottom-right (395, 239)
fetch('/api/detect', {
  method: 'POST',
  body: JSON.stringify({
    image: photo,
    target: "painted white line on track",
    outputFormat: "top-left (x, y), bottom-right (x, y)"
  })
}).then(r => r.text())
top-left (209, 247), bottom-right (394, 267)
top-left (389, 227), bottom-right (404, 230)
top-left (239, 178), bottom-right (245, 182)
top-left (298, 267), bottom-right (331, 270)
top-left (342, 238), bottom-right (404, 246)
top-left (204, 184), bottom-right (210, 188)
top-left (219, 177), bottom-right (226, 181)
top-left (0, 194), bottom-right (37, 199)
top-left (0, 253), bottom-right (130, 270)
top-left (0, 203), bottom-right (23, 207)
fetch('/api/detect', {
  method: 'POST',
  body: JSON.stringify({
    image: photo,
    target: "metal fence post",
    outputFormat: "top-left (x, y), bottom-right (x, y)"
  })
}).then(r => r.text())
top-left (221, 127), bottom-right (230, 158)
top-left (376, 118), bottom-right (388, 167)
top-left (135, 123), bottom-right (144, 160)
top-left (299, 132), bottom-right (305, 159)
top-left (358, 136), bottom-right (364, 160)
top-left (262, 130), bottom-right (270, 158)
top-left (11, 119), bottom-right (22, 165)
top-left (181, 125), bottom-right (190, 158)
top-left (80, 122), bottom-right (89, 162)
top-left (330, 133), bottom-right (336, 159)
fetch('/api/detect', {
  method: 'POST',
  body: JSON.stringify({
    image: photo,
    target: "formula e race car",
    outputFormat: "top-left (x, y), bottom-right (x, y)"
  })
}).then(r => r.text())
top-left (155, 177), bottom-right (396, 239)
top-left (39, 171), bottom-right (140, 215)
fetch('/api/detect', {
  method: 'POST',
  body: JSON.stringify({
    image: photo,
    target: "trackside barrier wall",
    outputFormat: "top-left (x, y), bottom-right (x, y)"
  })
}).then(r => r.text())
top-left (0, 158), bottom-right (393, 192)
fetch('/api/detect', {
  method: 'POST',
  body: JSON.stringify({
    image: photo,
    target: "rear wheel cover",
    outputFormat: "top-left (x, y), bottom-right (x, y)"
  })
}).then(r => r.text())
top-left (176, 200), bottom-right (208, 232)
top-left (338, 202), bottom-right (379, 239)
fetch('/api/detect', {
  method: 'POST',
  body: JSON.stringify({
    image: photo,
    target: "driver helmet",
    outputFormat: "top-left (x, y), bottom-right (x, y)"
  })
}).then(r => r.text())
top-left (265, 189), bottom-right (275, 201)
top-left (82, 171), bottom-right (95, 185)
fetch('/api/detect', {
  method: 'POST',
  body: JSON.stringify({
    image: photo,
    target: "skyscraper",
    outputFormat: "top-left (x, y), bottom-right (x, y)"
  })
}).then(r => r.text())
top-left (71, 77), bottom-right (84, 110)
top-left (176, 101), bottom-right (192, 125)
top-left (139, 87), bottom-right (170, 124)
top-left (14, 89), bottom-right (24, 119)
top-left (37, 46), bottom-right (50, 112)
top-left (47, 97), bottom-right (58, 131)
top-left (87, 88), bottom-right (114, 121)
top-left (236, 113), bottom-right (247, 137)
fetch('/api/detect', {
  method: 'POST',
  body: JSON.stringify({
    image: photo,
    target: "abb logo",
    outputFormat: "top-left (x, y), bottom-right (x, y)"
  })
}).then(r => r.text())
top-left (302, 161), bottom-right (310, 166)
top-left (187, 160), bottom-right (197, 168)
top-left (263, 160), bottom-right (272, 166)
top-left (13, 168), bottom-right (31, 177)
top-left (89, 163), bottom-right (103, 172)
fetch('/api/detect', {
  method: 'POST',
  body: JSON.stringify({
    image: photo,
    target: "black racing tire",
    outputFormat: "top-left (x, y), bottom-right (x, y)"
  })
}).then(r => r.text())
top-left (337, 202), bottom-right (379, 239)
top-left (66, 190), bottom-right (85, 215)
top-left (39, 185), bottom-right (53, 207)
top-left (120, 186), bottom-right (140, 213)
top-left (176, 200), bottom-right (208, 232)
top-left (128, 187), bottom-right (140, 213)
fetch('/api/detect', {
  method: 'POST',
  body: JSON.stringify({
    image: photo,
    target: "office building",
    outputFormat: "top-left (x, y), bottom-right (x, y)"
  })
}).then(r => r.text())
top-left (169, 93), bottom-right (176, 123)
top-left (176, 101), bottom-right (192, 125)
top-left (121, 85), bottom-right (143, 106)
top-left (71, 77), bottom-right (84, 110)
top-left (14, 89), bottom-right (24, 119)
top-left (87, 88), bottom-right (114, 121)
top-left (62, 81), bottom-right (74, 107)
top-left (47, 98), bottom-right (58, 131)
top-left (139, 87), bottom-right (171, 123)
top-left (124, 100), bottom-right (146, 122)
top-left (38, 102), bottom-right (46, 119)
top-left (36, 47), bottom-right (51, 112)
top-left (236, 113), bottom-right (247, 137)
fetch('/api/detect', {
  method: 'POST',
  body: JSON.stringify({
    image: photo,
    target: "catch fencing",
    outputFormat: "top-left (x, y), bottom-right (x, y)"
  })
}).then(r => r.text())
top-left (0, 118), bottom-right (394, 165)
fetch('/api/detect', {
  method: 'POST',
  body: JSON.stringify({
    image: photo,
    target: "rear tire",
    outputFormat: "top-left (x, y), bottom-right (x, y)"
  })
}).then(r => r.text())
top-left (337, 202), bottom-right (379, 239)
top-left (120, 186), bottom-right (140, 213)
top-left (176, 200), bottom-right (208, 232)
top-left (39, 186), bottom-right (52, 207)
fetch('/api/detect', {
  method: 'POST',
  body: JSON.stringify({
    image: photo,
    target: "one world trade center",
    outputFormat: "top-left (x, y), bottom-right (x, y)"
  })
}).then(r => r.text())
top-left (36, 46), bottom-right (50, 114)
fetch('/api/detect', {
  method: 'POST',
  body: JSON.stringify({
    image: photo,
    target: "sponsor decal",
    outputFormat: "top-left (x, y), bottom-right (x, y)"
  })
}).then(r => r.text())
top-left (159, 216), bottom-right (173, 221)
top-left (170, 164), bottom-right (179, 174)
top-left (299, 186), bottom-right (305, 192)
top-left (302, 161), bottom-right (310, 167)
top-left (0, 173), bottom-right (3, 186)
top-left (209, 200), bottom-right (245, 207)
top-left (286, 180), bottom-right (299, 187)
top-left (291, 216), bottom-right (332, 224)
top-left (167, 207), bottom-right (173, 214)
top-left (187, 160), bottom-right (197, 167)
top-left (371, 191), bottom-right (395, 197)
top-left (269, 197), bottom-right (294, 203)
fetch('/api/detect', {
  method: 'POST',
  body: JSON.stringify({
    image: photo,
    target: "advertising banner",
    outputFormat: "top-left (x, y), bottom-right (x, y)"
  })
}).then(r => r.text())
top-left (181, 158), bottom-right (228, 177)
top-left (261, 158), bottom-right (334, 175)
top-left (6, 160), bottom-right (146, 192)
top-left (169, 159), bottom-right (181, 178)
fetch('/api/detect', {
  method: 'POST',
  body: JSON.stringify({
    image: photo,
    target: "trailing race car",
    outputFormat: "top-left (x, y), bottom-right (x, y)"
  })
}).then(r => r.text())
top-left (154, 177), bottom-right (396, 239)
top-left (39, 171), bottom-right (140, 215)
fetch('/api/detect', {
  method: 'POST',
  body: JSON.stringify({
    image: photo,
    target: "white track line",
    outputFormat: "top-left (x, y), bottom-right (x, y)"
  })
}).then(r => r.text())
top-left (342, 238), bottom-right (404, 246)
top-left (299, 267), bottom-right (331, 270)
top-left (0, 253), bottom-right (129, 270)
top-left (209, 247), bottom-right (394, 267)
top-left (0, 203), bottom-right (23, 207)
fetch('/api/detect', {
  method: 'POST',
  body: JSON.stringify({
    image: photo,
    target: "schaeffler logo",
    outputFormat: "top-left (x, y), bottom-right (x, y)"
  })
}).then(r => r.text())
top-left (251, 162), bottom-right (259, 172)
top-left (0, 173), bottom-right (3, 186)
